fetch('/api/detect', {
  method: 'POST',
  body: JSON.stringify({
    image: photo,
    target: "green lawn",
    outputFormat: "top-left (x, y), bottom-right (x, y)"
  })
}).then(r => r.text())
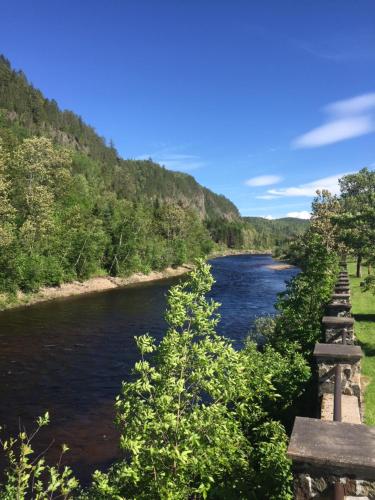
top-left (348, 262), bottom-right (375, 425)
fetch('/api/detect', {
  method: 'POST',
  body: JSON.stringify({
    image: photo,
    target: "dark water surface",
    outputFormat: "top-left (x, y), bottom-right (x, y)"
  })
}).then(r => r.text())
top-left (0, 254), bottom-right (298, 483)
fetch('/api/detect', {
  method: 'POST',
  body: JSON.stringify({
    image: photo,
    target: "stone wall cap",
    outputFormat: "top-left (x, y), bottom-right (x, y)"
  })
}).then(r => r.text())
top-left (328, 302), bottom-right (352, 310)
top-left (313, 343), bottom-right (363, 360)
top-left (287, 417), bottom-right (375, 479)
top-left (331, 293), bottom-right (350, 300)
top-left (322, 316), bottom-right (354, 326)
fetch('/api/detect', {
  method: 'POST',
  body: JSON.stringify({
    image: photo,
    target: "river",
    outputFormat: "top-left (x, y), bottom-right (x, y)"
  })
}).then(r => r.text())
top-left (0, 254), bottom-right (298, 484)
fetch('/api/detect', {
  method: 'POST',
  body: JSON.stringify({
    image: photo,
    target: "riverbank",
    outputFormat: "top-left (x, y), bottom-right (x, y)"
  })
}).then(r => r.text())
top-left (0, 265), bottom-right (194, 312)
top-left (266, 263), bottom-right (295, 270)
top-left (349, 262), bottom-right (375, 425)
top-left (0, 249), bottom-right (272, 312)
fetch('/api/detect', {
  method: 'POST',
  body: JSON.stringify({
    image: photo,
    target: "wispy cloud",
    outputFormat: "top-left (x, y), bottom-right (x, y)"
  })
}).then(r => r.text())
top-left (245, 175), bottom-right (282, 187)
top-left (291, 31), bottom-right (375, 63)
top-left (292, 92), bottom-right (375, 149)
top-left (287, 211), bottom-right (311, 220)
top-left (136, 148), bottom-right (206, 172)
top-left (267, 173), bottom-right (349, 197)
top-left (293, 116), bottom-right (374, 149)
top-left (256, 194), bottom-right (279, 200)
top-left (326, 93), bottom-right (375, 116)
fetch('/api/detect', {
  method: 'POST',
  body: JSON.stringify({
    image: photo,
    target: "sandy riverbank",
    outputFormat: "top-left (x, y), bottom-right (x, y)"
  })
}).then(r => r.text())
top-left (0, 265), bottom-right (194, 312)
top-left (266, 263), bottom-right (295, 270)
top-left (0, 249), bottom-right (275, 312)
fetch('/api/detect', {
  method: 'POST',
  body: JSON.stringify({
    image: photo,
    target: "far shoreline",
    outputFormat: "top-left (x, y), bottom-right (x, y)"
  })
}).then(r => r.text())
top-left (0, 249), bottom-right (274, 312)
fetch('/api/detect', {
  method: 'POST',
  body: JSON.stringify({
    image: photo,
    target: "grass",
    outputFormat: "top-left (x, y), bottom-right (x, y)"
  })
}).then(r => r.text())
top-left (348, 262), bottom-right (375, 425)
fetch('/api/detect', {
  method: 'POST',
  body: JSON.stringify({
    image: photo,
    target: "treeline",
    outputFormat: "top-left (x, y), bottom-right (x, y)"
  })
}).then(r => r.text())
top-left (243, 216), bottom-right (309, 254)
top-left (0, 137), bottom-right (216, 295)
top-left (285, 168), bottom-right (375, 284)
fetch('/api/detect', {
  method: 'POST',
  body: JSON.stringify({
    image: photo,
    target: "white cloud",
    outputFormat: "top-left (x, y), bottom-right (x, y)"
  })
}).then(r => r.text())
top-left (245, 175), bottom-right (282, 187)
top-left (326, 93), bottom-right (375, 116)
top-left (292, 92), bottom-right (375, 149)
top-left (287, 211), bottom-right (311, 219)
top-left (267, 173), bottom-right (349, 197)
top-left (136, 149), bottom-right (205, 172)
top-left (256, 194), bottom-right (279, 200)
top-left (293, 116), bottom-right (374, 149)
top-left (264, 215), bottom-right (274, 220)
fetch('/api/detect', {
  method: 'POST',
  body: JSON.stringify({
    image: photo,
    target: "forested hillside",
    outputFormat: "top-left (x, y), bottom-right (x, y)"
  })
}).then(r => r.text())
top-left (243, 216), bottom-right (309, 252)
top-left (0, 55), bottom-right (239, 221)
top-left (0, 55), bottom-right (308, 300)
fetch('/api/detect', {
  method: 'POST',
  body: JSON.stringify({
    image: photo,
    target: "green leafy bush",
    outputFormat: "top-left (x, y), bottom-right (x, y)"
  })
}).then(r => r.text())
top-left (86, 260), bottom-right (295, 499)
top-left (0, 413), bottom-right (78, 499)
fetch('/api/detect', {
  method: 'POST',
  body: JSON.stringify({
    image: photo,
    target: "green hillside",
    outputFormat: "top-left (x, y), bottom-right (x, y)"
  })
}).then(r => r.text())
top-left (0, 55), bottom-right (239, 221)
top-left (243, 216), bottom-right (309, 251)
top-left (0, 55), bottom-right (309, 302)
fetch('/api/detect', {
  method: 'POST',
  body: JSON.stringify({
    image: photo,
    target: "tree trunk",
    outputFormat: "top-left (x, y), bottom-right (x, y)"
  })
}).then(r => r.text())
top-left (356, 254), bottom-right (362, 278)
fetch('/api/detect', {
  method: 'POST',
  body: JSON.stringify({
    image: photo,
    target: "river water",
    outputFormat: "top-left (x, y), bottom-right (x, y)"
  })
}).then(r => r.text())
top-left (0, 254), bottom-right (298, 484)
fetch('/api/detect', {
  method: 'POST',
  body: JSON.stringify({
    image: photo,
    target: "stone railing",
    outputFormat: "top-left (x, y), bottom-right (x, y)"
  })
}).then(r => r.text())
top-left (287, 261), bottom-right (375, 499)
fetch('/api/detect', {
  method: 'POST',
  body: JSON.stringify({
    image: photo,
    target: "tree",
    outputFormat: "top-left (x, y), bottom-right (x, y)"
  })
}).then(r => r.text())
top-left (0, 140), bottom-right (15, 248)
top-left (337, 168), bottom-right (375, 277)
top-left (88, 260), bottom-right (295, 499)
top-left (309, 190), bottom-right (342, 252)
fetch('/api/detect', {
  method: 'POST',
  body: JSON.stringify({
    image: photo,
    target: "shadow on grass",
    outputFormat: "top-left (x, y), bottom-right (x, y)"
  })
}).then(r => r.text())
top-left (357, 339), bottom-right (375, 357)
top-left (354, 313), bottom-right (375, 322)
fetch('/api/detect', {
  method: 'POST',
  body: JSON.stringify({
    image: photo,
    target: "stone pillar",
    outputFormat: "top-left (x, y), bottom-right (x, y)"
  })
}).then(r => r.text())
top-left (331, 292), bottom-right (350, 304)
top-left (336, 278), bottom-right (349, 286)
top-left (322, 316), bottom-right (354, 343)
top-left (335, 284), bottom-right (350, 294)
top-left (288, 417), bottom-right (375, 499)
top-left (326, 300), bottom-right (352, 317)
top-left (313, 343), bottom-right (362, 403)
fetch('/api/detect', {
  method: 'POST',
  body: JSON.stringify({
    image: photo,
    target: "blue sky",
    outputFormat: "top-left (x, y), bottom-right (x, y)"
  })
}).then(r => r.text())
top-left (1, 0), bottom-right (375, 219)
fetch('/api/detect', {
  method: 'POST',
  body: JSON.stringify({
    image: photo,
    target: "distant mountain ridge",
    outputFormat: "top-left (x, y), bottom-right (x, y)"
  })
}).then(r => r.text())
top-left (243, 216), bottom-right (309, 250)
top-left (0, 55), bottom-right (239, 221)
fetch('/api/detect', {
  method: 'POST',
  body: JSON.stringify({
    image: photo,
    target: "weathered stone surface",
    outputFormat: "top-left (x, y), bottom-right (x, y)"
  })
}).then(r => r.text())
top-left (293, 473), bottom-right (375, 499)
top-left (325, 328), bottom-right (355, 344)
top-left (327, 301), bottom-right (352, 318)
top-left (322, 316), bottom-right (355, 343)
top-left (335, 285), bottom-right (350, 293)
top-left (322, 316), bottom-right (354, 327)
top-left (288, 417), bottom-right (375, 479)
top-left (314, 344), bottom-right (362, 400)
top-left (314, 343), bottom-right (362, 360)
top-left (321, 394), bottom-right (361, 424)
top-left (331, 293), bottom-right (351, 303)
